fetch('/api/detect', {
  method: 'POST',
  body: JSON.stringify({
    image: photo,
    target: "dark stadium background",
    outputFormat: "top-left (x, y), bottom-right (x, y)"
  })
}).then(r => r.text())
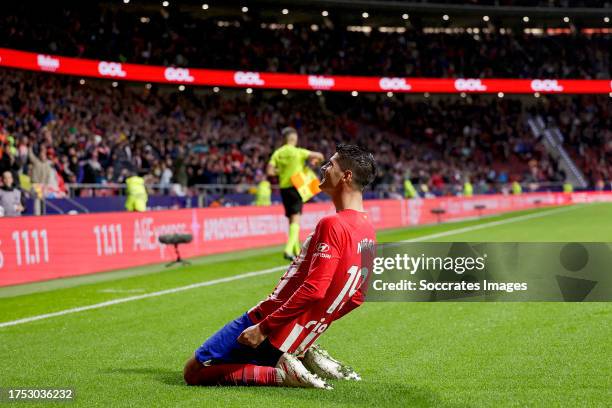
top-left (0, 0), bottom-right (610, 216)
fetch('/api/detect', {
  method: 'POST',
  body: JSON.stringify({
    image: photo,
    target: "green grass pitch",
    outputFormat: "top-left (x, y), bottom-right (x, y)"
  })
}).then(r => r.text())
top-left (1, 204), bottom-right (610, 407)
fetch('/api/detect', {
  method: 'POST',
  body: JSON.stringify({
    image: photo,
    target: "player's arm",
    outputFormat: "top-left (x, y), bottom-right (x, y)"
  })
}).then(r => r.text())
top-left (307, 151), bottom-right (324, 165)
top-left (27, 145), bottom-right (41, 165)
top-left (335, 286), bottom-right (364, 320)
top-left (266, 162), bottom-right (277, 177)
top-left (259, 218), bottom-right (342, 333)
top-left (334, 250), bottom-right (373, 320)
top-left (238, 218), bottom-right (342, 347)
top-left (266, 150), bottom-right (278, 177)
top-left (298, 147), bottom-right (324, 165)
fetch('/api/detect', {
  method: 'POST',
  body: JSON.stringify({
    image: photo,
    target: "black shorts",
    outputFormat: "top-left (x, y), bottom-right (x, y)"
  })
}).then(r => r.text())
top-left (280, 187), bottom-right (303, 218)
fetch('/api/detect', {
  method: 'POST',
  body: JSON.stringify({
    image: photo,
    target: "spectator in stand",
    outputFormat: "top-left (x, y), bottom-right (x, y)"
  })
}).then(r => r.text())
top-left (27, 144), bottom-right (55, 187)
top-left (0, 68), bottom-right (606, 202)
top-left (0, 135), bottom-right (21, 187)
top-left (0, 170), bottom-right (25, 216)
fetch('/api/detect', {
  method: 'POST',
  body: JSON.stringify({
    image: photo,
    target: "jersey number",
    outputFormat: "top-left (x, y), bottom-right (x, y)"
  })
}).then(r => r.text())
top-left (326, 265), bottom-right (363, 314)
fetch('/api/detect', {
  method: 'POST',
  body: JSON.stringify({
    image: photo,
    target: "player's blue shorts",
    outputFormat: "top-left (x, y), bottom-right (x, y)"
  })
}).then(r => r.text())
top-left (195, 313), bottom-right (282, 367)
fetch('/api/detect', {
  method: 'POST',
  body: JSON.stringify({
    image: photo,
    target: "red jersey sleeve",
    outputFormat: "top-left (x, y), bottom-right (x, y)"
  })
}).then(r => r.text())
top-left (335, 285), bottom-right (364, 320)
top-left (258, 216), bottom-right (343, 335)
top-left (335, 235), bottom-right (374, 320)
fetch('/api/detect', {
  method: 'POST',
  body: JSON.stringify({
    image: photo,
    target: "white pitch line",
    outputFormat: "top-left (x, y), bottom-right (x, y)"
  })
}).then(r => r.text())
top-left (0, 205), bottom-right (581, 329)
top-left (401, 205), bottom-right (579, 242)
top-left (0, 266), bottom-right (286, 328)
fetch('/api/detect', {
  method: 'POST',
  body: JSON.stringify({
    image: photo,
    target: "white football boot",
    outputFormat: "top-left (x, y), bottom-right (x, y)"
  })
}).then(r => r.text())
top-left (276, 353), bottom-right (332, 390)
top-left (302, 345), bottom-right (361, 381)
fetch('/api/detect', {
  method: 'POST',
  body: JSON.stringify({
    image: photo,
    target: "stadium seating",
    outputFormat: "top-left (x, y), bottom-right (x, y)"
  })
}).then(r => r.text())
top-left (0, 1), bottom-right (610, 205)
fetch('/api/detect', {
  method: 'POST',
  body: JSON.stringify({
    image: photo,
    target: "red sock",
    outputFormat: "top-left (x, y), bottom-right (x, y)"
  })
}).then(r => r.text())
top-left (197, 364), bottom-right (279, 386)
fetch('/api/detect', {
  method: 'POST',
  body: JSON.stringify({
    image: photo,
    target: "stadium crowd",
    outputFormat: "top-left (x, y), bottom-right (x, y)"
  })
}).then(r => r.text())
top-left (532, 95), bottom-right (612, 190)
top-left (1, 69), bottom-right (589, 202)
top-left (1, 4), bottom-right (610, 79)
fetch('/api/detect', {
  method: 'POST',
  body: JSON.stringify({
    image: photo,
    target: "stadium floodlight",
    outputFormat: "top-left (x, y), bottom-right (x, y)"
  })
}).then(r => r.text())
top-left (246, 88), bottom-right (253, 94)
top-left (604, 17), bottom-right (610, 23)
top-left (282, 89), bottom-right (288, 95)
top-left (483, 15), bottom-right (490, 22)
top-left (79, 79), bottom-right (85, 85)
top-left (351, 91), bottom-right (359, 96)
top-left (322, 10), bottom-right (329, 17)
top-left (242, 6), bottom-right (248, 13)
top-left (402, 13), bottom-right (409, 20)
top-left (563, 17), bottom-right (570, 23)
top-left (202, 3), bottom-right (209, 10)
top-left (282, 8), bottom-right (289, 15)
top-left (162, 1), bottom-right (169, 7)
top-left (362, 12), bottom-right (369, 19)
top-left (213, 86), bottom-right (220, 93)
top-left (443, 14), bottom-right (450, 21)
top-left (178, 85), bottom-right (185, 91)
top-left (386, 92), bottom-right (393, 97)
top-left (498, 92), bottom-right (504, 98)
top-left (523, 16), bottom-right (530, 22)
top-left (112, 81), bottom-right (118, 87)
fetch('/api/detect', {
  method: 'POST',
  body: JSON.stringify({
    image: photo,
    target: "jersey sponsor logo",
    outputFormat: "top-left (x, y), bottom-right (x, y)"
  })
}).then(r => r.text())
top-left (379, 77), bottom-right (411, 91)
top-left (454, 78), bottom-right (487, 91)
top-left (279, 318), bottom-right (328, 353)
top-left (37, 55), bottom-right (60, 72)
top-left (314, 242), bottom-right (332, 258)
top-left (98, 61), bottom-right (127, 77)
top-left (317, 242), bottom-right (330, 252)
top-left (234, 71), bottom-right (264, 86)
top-left (308, 75), bottom-right (335, 90)
top-left (164, 67), bottom-right (195, 82)
top-left (530, 79), bottom-right (563, 92)
top-left (314, 241), bottom-right (332, 259)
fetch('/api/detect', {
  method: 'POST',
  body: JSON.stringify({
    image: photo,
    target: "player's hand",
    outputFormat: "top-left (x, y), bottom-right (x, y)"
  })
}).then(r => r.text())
top-left (237, 324), bottom-right (266, 348)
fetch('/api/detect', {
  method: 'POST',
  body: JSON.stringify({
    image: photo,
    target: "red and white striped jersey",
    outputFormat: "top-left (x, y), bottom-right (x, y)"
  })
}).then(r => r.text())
top-left (248, 209), bottom-right (376, 354)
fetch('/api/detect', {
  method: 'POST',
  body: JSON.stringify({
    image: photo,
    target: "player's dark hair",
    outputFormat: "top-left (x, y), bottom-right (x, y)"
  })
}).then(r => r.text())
top-left (335, 144), bottom-right (377, 191)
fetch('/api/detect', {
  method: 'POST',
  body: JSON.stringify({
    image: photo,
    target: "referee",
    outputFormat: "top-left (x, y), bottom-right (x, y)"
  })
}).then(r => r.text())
top-left (267, 127), bottom-right (324, 261)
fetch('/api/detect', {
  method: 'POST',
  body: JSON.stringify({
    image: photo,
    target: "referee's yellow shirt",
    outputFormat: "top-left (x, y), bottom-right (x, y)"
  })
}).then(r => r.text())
top-left (269, 144), bottom-right (311, 189)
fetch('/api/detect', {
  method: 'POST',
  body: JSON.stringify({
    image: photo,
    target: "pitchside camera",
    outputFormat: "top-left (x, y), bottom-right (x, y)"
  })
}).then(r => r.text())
top-left (158, 233), bottom-right (193, 267)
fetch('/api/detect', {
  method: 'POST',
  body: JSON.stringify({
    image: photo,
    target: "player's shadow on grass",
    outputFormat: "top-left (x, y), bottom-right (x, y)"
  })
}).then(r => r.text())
top-left (102, 367), bottom-right (184, 386)
top-left (103, 369), bottom-right (468, 407)
top-left (200, 381), bottom-right (467, 408)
